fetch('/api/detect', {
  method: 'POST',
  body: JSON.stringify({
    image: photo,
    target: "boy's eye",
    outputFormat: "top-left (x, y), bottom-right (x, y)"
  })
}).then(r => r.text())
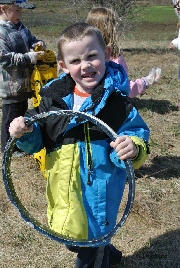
top-left (70, 59), bottom-right (80, 64)
top-left (88, 54), bottom-right (96, 59)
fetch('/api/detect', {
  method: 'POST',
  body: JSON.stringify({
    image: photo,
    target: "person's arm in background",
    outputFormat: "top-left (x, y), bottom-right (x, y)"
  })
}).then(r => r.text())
top-left (22, 25), bottom-right (46, 50)
top-left (111, 54), bottom-right (161, 98)
top-left (170, 28), bottom-right (180, 50)
top-left (0, 36), bottom-right (44, 69)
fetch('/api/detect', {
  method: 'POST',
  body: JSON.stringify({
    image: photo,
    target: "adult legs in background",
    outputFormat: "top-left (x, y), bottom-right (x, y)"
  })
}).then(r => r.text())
top-left (1, 100), bottom-right (28, 153)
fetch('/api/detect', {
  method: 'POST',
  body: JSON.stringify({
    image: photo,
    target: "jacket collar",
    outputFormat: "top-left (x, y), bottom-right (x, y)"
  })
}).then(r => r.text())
top-left (40, 61), bottom-right (129, 108)
top-left (41, 73), bottom-right (105, 109)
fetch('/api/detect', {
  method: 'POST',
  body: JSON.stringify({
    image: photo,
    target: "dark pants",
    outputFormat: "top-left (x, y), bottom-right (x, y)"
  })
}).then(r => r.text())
top-left (66, 243), bottom-right (122, 268)
top-left (1, 100), bottom-right (28, 153)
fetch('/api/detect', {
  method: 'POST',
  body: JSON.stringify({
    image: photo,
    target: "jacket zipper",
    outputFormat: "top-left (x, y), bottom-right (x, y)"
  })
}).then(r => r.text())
top-left (84, 121), bottom-right (109, 225)
top-left (84, 122), bottom-right (93, 185)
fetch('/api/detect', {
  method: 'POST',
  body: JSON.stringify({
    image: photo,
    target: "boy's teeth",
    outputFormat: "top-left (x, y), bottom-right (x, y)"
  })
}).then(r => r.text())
top-left (83, 73), bottom-right (94, 78)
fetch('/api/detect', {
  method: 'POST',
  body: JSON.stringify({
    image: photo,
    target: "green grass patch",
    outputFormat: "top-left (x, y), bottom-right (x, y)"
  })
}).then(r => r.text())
top-left (139, 5), bottom-right (177, 24)
top-left (127, 5), bottom-right (178, 41)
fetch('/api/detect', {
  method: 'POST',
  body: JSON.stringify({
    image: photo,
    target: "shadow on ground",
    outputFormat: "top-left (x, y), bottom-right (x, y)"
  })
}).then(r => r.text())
top-left (132, 98), bottom-right (178, 114)
top-left (123, 47), bottom-right (170, 55)
top-left (136, 155), bottom-right (180, 179)
top-left (116, 229), bottom-right (180, 268)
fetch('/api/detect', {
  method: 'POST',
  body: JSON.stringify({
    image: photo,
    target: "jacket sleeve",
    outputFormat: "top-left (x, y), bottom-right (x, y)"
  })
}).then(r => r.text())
top-left (110, 106), bottom-right (149, 169)
top-left (16, 122), bottom-right (43, 154)
top-left (24, 26), bottom-right (44, 49)
top-left (15, 95), bottom-right (52, 154)
top-left (0, 39), bottom-right (31, 69)
top-left (128, 79), bottom-right (146, 98)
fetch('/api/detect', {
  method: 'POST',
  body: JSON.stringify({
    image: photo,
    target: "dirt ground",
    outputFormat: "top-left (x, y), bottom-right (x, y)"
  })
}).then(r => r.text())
top-left (0, 2), bottom-right (180, 268)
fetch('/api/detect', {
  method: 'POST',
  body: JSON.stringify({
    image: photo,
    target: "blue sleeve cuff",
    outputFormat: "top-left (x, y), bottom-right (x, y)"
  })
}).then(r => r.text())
top-left (110, 149), bottom-right (126, 169)
top-left (16, 122), bottom-right (43, 154)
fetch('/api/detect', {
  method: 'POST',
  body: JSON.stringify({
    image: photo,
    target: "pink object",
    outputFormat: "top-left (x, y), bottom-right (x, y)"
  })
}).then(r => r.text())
top-left (111, 55), bottom-right (146, 98)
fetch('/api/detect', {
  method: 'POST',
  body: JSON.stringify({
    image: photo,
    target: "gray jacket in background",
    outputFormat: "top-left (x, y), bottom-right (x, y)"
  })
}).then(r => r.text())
top-left (0, 20), bottom-right (41, 102)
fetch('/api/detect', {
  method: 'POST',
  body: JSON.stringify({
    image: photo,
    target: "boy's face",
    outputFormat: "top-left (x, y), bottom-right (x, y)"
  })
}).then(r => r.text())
top-left (2, 4), bottom-right (22, 24)
top-left (59, 34), bottom-right (111, 93)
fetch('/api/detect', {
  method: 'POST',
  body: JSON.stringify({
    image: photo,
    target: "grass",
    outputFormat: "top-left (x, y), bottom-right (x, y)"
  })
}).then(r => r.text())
top-left (0, 1), bottom-right (180, 268)
top-left (139, 5), bottom-right (177, 24)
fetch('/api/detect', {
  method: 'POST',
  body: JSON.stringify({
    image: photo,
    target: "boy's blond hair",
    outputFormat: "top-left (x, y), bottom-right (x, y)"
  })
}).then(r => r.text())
top-left (57, 22), bottom-right (106, 61)
top-left (86, 7), bottom-right (120, 58)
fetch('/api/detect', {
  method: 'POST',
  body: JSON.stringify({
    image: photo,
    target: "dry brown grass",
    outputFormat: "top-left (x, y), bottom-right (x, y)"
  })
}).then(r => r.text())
top-left (0, 2), bottom-right (180, 268)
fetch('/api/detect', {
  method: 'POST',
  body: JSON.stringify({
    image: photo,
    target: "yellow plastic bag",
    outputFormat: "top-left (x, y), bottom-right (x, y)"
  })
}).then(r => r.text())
top-left (31, 46), bottom-right (58, 178)
top-left (31, 48), bottom-right (57, 107)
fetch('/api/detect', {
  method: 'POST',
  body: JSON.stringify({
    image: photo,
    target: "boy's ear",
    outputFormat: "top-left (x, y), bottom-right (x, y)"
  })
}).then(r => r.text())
top-left (0, 4), bottom-right (6, 12)
top-left (58, 60), bottom-right (70, 74)
top-left (105, 46), bottom-right (111, 62)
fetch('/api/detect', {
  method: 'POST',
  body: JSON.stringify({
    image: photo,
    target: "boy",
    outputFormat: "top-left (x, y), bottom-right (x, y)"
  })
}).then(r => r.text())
top-left (0, 0), bottom-right (45, 155)
top-left (9, 22), bottom-right (150, 268)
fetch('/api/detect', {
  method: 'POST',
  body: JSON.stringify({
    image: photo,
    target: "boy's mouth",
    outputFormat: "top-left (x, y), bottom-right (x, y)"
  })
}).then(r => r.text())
top-left (82, 72), bottom-right (96, 78)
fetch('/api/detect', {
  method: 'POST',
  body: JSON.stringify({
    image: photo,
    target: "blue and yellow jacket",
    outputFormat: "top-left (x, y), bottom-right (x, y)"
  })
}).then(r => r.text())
top-left (17, 62), bottom-right (150, 245)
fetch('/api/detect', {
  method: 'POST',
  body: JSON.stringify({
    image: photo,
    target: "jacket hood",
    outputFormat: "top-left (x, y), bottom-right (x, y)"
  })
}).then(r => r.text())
top-left (105, 61), bottom-right (129, 96)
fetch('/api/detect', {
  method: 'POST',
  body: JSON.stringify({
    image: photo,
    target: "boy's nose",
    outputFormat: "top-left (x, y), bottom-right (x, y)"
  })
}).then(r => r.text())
top-left (82, 61), bottom-right (91, 69)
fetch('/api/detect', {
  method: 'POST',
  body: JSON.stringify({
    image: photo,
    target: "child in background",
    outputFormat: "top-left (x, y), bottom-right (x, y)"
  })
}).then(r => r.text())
top-left (170, 0), bottom-right (180, 51)
top-left (0, 0), bottom-right (45, 156)
top-left (86, 7), bottom-right (161, 98)
top-left (169, 0), bottom-right (180, 109)
top-left (9, 22), bottom-right (150, 268)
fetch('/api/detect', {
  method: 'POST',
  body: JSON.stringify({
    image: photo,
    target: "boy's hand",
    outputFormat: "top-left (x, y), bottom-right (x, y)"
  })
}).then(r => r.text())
top-left (9, 116), bottom-right (33, 139)
top-left (110, 135), bottom-right (138, 160)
